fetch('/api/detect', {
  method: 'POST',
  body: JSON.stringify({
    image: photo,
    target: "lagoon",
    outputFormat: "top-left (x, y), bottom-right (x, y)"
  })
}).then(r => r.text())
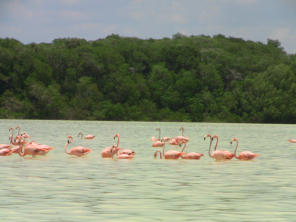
top-left (0, 119), bottom-right (296, 221)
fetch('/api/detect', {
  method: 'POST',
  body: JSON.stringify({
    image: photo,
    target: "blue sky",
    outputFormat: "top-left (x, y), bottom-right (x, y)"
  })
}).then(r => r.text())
top-left (0, 0), bottom-right (296, 53)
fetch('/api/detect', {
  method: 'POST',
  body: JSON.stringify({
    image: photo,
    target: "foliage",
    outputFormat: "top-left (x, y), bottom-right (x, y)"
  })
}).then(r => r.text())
top-left (0, 35), bottom-right (295, 123)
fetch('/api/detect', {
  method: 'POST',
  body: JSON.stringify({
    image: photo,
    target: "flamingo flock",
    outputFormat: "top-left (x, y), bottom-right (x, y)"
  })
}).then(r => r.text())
top-left (0, 125), bottom-right (263, 161)
top-left (150, 127), bottom-right (260, 161)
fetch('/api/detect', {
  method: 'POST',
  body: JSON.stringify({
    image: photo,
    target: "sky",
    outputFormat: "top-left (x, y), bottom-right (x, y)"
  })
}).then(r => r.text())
top-left (0, 0), bottom-right (296, 53)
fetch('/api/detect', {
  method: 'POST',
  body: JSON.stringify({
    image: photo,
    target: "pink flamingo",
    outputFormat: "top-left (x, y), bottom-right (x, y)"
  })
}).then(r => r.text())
top-left (16, 136), bottom-right (48, 157)
top-left (119, 149), bottom-right (136, 156)
top-left (110, 134), bottom-right (136, 156)
top-left (152, 128), bottom-right (170, 145)
top-left (169, 126), bottom-right (189, 146)
top-left (151, 129), bottom-right (167, 159)
top-left (14, 126), bottom-right (53, 154)
top-left (151, 128), bottom-right (160, 142)
top-left (289, 139), bottom-right (296, 143)
top-left (152, 128), bottom-right (165, 147)
top-left (180, 144), bottom-right (204, 160)
top-left (101, 146), bottom-right (119, 158)
top-left (116, 135), bottom-right (135, 159)
top-left (0, 128), bottom-right (15, 149)
top-left (101, 134), bottom-right (120, 158)
top-left (102, 133), bottom-right (133, 158)
top-left (230, 137), bottom-right (259, 160)
top-left (102, 145), bottom-right (120, 158)
top-left (207, 134), bottom-right (234, 161)
top-left (0, 128), bottom-right (15, 156)
top-left (164, 150), bottom-right (185, 159)
top-left (65, 135), bottom-right (92, 157)
top-left (23, 142), bottom-right (50, 156)
top-left (78, 132), bottom-right (95, 140)
top-left (8, 128), bottom-right (22, 153)
top-left (12, 126), bottom-right (30, 145)
top-left (154, 142), bottom-right (184, 160)
top-left (14, 130), bottom-right (54, 155)
top-left (117, 152), bottom-right (135, 159)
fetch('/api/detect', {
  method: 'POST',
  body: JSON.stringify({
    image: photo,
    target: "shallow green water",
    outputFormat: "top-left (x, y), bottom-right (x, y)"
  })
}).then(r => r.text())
top-left (1, 120), bottom-right (296, 221)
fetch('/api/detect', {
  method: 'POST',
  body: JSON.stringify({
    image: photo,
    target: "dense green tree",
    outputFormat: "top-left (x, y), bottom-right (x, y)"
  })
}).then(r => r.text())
top-left (0, 35), bottom-right (295, 122)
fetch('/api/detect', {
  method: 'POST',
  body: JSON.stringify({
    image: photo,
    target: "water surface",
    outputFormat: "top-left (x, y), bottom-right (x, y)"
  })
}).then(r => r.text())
top-left (0, 120), bottom-right (296, 221)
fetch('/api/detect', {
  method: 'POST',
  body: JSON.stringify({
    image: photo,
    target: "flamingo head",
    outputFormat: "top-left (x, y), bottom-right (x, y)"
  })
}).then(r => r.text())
top-left (211, 135), bottom-right (218, 141)
top-left (230, 137), bottom-right (238, 144)
top-left (204, 134), bottom-right (211, 140)
top-left (21, 132), bottom-right (30, 138)
top-left (114, 133), bottom-right (119, 139)
top-left (67, 135), bottom-right (73, 144)
top-left (15, 126), bottom-right (21, 135)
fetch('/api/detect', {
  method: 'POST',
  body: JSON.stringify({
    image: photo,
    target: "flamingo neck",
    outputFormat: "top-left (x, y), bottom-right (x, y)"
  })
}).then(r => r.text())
top-left (116, 136), bottom-right (119, 148)
top-left (9, 135), bottom-right (13, 144)
top-left (9, 129), bottom-right (14, 144)
top-left (65, 140), bottom-right (71, 154)
top-left (16, 127), bottom-right (20, 136)
top-left (233, 140), bottom-right (239, 159)
top-left (180, 127), bottom-right (184, 136)
top-left (214, 137), bottom-right (218, 151)
top-left (17, 140), bottom-right (25, 157)
top-left (111, 146), bottom-right (118, 159)
top-left (208, 138), bottom-right (214, 158)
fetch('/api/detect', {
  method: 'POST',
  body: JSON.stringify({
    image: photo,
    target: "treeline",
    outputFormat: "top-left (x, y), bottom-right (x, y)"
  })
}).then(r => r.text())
top-left (0, 34), bottom-right (296, 123)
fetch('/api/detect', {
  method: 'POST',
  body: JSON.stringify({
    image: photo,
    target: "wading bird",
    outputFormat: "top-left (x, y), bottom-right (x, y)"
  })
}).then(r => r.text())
top-left (206, 134), bottom-right (234, 161)
top-left (230, 137), bottom-right (259, 160)
top-left (65, 135), bottom-right (91, 157)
